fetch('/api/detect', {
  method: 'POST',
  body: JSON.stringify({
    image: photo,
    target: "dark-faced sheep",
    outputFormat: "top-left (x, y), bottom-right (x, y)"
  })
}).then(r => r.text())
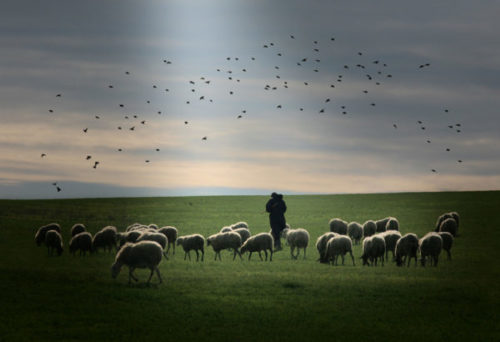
top-left (439, 218), bottom-right (458, 237)
top-left (375, 217), bottom-right (390, 233)
top-left (111, 241), bottom-right (163, 285)
top-left (385, 217), bottom-right (399, 231)
top-left (361, 235), bottom-right (385, 266)
top-left (316, 232), bottom-right (339, 263)
top-left (347, 222), bottom-right (363, 244)
top-left (438, 231), bottom-right (454, 260)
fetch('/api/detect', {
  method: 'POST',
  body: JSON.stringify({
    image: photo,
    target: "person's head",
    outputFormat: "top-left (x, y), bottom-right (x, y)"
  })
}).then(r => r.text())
top-left (271, 192), bottom-right (278, 199)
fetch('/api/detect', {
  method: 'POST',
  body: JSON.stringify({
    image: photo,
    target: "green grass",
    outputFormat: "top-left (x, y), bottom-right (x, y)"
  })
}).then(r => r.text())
top-left (0, 191), bottom-right (499, 341)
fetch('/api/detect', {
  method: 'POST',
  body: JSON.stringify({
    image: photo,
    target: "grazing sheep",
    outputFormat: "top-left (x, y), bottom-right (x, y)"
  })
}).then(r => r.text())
top-left (71, 223), bottom-right (86, 237)
top-left (148, 223), bottom-right (159, 230)
top-left (240, 232), bottom-right (274, 261)
top-left (362, 220), bottom-right (377, 237)
top-left (324, 235), bottom-right (355, 266)
top-left (92, 226), bottom-right (118, 253)
top-left (347, 222), bottom-right (363, 244)
top-left (232, 227), bottom-right (251, 244)
top-left (45, 230), bottom-right (63, 256)
top-left (361, 235), bottom-right (386, 266)
top-left (35, 223), bottom-right (61, 246)
top-left (117, 230), bottom-right (142, 249)
top-left (449, 211), bottom-right (460, 228)
top-left (158, 226), bottom-right (178, 255)
top-left (207, 232), bottom-right (242, 261)
top-left (176, 234), bottom-right (205, 261)
top-left (316, 232), bottom-right (339, 263)
top-left (136, 232), bottom-right (168, 259)
top-left (329, 218), bottom-right (348, 235)
top-left (286, 228), bottom-right (310, 259)
top-left (375, 217), bottom-right (390, 233)
top-left (379, 231), bottom-right (402, 260)
top-left (439, 217), bottom-right (458, 237)
top-left (69, 232), bottom-right (92, 256)
top-left (435, 212), bottom-right (460, 232)
top-left (230, 221), bottom-right (249, 229)
top-left (438, 231), bottom-right (454, 260)
top-left (395, 233), bottom-right (419, 267)
top-left (220, 226), bottom-right (233, 233)
top-left (126, 223), bottom-right (143, 232)
top-left (385, 217), bottom-right (399, 231)
top-left (419, 233), bottom-right (443, 267)
top-left (111, 241), bottom-right (163, 285)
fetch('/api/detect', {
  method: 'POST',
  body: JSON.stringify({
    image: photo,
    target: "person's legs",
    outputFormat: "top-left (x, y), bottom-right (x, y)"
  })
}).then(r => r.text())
top-left (271, 228), bottom-right (282, 251)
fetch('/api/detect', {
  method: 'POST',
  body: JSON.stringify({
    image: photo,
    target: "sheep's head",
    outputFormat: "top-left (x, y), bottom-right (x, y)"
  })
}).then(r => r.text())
top-left (360, 254), bottom-right (370, 266)
top-left (176, 237), bottom-right (183, 246)
top-left (395, 254), bottom-right (403, 267)
top-left (240, 244), bottom-right (248, 254)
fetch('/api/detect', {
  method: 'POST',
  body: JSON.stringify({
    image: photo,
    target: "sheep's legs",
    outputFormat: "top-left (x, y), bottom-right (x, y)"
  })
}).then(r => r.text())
top-left (264, 250), bottom-right (268, 261)
top-left (349, 251), bottom-right (355, 266)
top-left (258, 252), bottom-right (263, 261)
top-left (446, 250), bottom-right (451, 260)
top-left (269, 249), bottom-right (273, 261)
top-left (341, 254), bottom-right (345, 265)
top-left (195, 250), bottom-right (199, 261)
top-left (201, 249), bottom-right (204, 261)
top-left (248, 252), bottom-right (252, 261)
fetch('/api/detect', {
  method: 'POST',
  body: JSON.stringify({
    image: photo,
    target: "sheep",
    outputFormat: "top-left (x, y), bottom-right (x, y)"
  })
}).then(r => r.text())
top-left (71, 223), bottom-right (86, 237)
top-left (385, 217), bottom-right (399, 231)
top-left (362, 220), bottom-right (376, 237)
top-left (324, 235), bottom-right (355, 266)
top-left (439, 217), bottom-right (458, 237)
top-left (419, 233), bottom-right (443, 267)
top-left (394, 233), bottom-right (419, 267)
top-left (286, 228), bottom-right (310, 259)
top-left (375, 217), bottom-right (390, 233)
top-left (438, 231), bottom-right (454, 260)
top-left (148, 223), bottom-right (158, 230)
top-left (230, 221), bottom-right (249, 229)
top-left (69, 232), bottom-right (92, 256)
top-left (316, 232), bottom-right (339, 263)
top-left (240, 232), bottom-right (274, 261)
top-left (449, 211), bottom-right (460, 228)
top-left (117, 230), bottom-right (142, 249)
top-left (379, 230), bottom-right (402, 260)
top-left (35, 223), bottom-right (61, 246)
top-left (136, 231), bottom-right (168, 259)
top-left (232, 227), bottom-right (251, 244)
top-left (207, 232), bottom-right (243, 261)
top-left (126, 223), bottom-right (143, 232)
top-left (435, 212), bottom-right (460, 232)
top-left (158, 226), bottom-right (178, 255)
top-left (176, 234), bottom-right (205, 261)
top-left (347, 222), bottom-right (363, 244)
top-left (361, 235), bottom-right (386, 266)
top-left (111, 241), bottom-right (163, 285)
top-left (220, 226), bottom-right (233, 233)
top-left (92, 226), bottom-right (118, 253)
top-left (45, 230), bottom-right (63, 256)
top-left (329, 218), bottom-right (348, 235)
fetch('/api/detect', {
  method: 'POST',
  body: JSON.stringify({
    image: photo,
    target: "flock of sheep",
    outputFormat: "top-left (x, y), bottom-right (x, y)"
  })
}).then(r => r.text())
top-left (34, 212), bottom-right (460, 285)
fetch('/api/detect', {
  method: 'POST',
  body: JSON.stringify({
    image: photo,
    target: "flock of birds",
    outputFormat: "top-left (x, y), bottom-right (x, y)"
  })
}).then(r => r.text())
top-left (42, 34), bottom-right (464, 192)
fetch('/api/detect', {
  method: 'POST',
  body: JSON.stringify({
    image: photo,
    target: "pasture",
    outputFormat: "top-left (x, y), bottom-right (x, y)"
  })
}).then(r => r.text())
top-left (0, 191), bottom-right (498, 341)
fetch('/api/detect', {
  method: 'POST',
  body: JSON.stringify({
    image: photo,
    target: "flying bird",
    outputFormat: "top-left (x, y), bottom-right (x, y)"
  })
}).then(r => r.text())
top-left (41, 153), bottom-right (46, 158)
top-left (83, 128), bottom-right (88, 133)
top-left (202, 136), bottom-right (207, 141)
top-left (93, 161), bottom-right (100, 169)
top-left (56, 94), bottom-right (61, 97)
top-left (86, 155), bottom-right (91, 160)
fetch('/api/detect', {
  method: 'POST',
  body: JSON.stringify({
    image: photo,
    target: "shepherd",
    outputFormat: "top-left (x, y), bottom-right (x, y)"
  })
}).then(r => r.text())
top-left (266, 192), bottom-right (287, 251)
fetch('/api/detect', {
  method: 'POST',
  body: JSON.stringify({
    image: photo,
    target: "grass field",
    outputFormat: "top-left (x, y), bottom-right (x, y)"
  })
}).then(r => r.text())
top-left (0, 191), bottom-right (499, 341)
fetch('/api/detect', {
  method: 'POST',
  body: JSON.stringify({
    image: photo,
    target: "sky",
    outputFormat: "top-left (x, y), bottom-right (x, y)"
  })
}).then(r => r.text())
top-left (1, 0), bottom-right (499, 199)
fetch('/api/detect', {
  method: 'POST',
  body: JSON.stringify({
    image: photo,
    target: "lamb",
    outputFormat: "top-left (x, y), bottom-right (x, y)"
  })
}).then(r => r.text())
top-left (230, 221), bottom-right (249, 229)
top-left (316, 232), bottom-right (339, 263)
top-left (158, 226), bottom-right (178, 255)
top-left (92, 226), bottom-right (118, 253)
top-left (361, 235), bottom-right (386, 266)
top-left (176, 234), bottom-right (205, 261)
top-left (385, 217), bottom-right (399, 231)
top-left (286, 228), bottom-right (310, 259)
top-left (35, 223), bottom-right (61, 246)
top-left (117, 230), bottom-right (142, 249)
top-left (347, 222), bottom-right (363, 244)
top-left (379, 231), bottom-right (402, 260)
top-left (71, 223), bottom-right (86, 237)
top-left (375, 217), bottom-right (390, 233)
top-left (438, 231), bottom-right (454, 260)
top-left (362, 220), bottom-right (377, 237)
top-left (45, 230), bottom-right (63, 256)
top-left (232, 227), bottom-right (251, 244)
top-left (439, 217), bottom-right (458, 237)
top-left (329, 218), bottom-right (348, 235)
top-left (111, 241), bottom-right (163, 285)
top-left (69, 232), bottom-right (92, 256)
top-left (136, 232), bottom-right (168, 259)
top-left (324, 235), bottom-right (355, 266)
top-left (394, 233), bottom-right (419, 267)
top-left (240, 232), bottom-right (274, 261)
top-left (419, 233), bottom-right (443, 266)
top-left (207, 232), bottom-right (242, 261)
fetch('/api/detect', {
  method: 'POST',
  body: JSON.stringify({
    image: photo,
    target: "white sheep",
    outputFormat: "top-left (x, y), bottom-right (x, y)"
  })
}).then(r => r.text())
top-left (329, 218), bottom-right (348, 235)
top-left (92, 226), bottom-right (118, 253)
top-left (419, 233), bottom-right (443, 267)
top-left (347, 222), bottom-right (363, 244)
top-left (362, 220), bottom-right (376, 237)
top-left (136, 232), bottom-right (168, 259)
top-left (45, 230), bottom-right (63, 256)
top-left (375, 217), bottom-right (390, 233)
top-left (394, 233), bottom-right (419, 267)
top-left (126, 223), bottom-right (143, 232)
top-left (207, 232), bottom-right (242, 261)
top-left (438, 231), bottom-right (454, 260)
top-left (240, 232), bottom-right (274, 261)
top-left (71, 223), bottom-right (86, 237)
top-left (439, 217), bottom-right (458, 237)
top-left (316, 232), bottom-right (339, 263)
top-left (286, 228), bottom-right (310, 259)
top-left (158, 226), bottom-right (178, 255)
top-left (378, 231), bottom-right (402, 260)
top-left (232, 227), bottom-right (251, 244)
top-left (361, 235), bottom-right (385, 266)
top-left (111, 241), bottom-right (163, 285)
top-left (69, 232), bottom-right (92, 256)
top-left (385, 217), bottom-right (399, 231)
top-left (117, 230), bottom-right (142, 249)
top-left (324, 235), bottom-right (355, 266)
top-left (35, 223), bottom-right (61, 246)
top-left (230, 221), bottom-right (249, 229)
top-left (176, 234), bottom-right (205, 261)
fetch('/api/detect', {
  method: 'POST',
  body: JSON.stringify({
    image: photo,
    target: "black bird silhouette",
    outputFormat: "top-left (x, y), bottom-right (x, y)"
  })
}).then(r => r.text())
top-left (393, 124), bottom-right (398, 129)
top-left (95, 115), bottom-right (100, 119)
top-left (458, 160), bottom-right (462, 163)
top-left (93, 161), bottom-right (99, 169)
top-left (41, 153), bottom-right (46, 158)
top-left (83, 128), bottom-right (88, 133)
top-left (86, 155), bottom-right (91, 160)
top-left (125, 71), bottom-right (130, 75)
top-left (290, 35), bottom-right (295, 39)
top-left (277, 105), bottom-right (282, 109)
top-left (48, 109), bottom-right (54, 113)
top-left (237, 115), bottom-right (242, 119)
top-left (444, 109), bottom-right (449, 112)
top-left (325, 98), bottom-right (330, 103)
top-left (118, 148), bottom-right (122, 152)
top-left (202, 136), bottom-right (207, 140)
top-left (145, 160), bottom-right (150, 163)
top-left (184, 121), bottom-right (188, 125)
top-left (431, 169), bottom-right (437, 173)
top-left (141, 120), bottom-right (146, 124)
top-left (56, 186), bottom-right (61, 192)
top-left (130, 126), bottom-right (135, 131)
top-left (108, 85), bottom-right (114, 88)
top-left (319, 109), bottom-right (325, 113)
top-left (56, 94), bottom-right (61, 97)
top-left (117, 126), bottom-right (122, 130)
top-left (52, 182), bottom-right (57, 186)
top-left (446, 148), bottom-right (451, 151)
top-left (119, 104), bottom-right (124, 108)
top-left (427, 140), bottom-right (431, 143)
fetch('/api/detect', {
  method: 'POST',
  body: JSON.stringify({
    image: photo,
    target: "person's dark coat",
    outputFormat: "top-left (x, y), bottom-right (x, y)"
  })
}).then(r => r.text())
top-left (266, 193), bottom-right (287, 233)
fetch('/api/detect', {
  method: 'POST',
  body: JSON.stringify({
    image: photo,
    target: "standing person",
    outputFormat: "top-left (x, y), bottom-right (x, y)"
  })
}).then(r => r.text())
top-left (266, 192), bottom-right (287, 251)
